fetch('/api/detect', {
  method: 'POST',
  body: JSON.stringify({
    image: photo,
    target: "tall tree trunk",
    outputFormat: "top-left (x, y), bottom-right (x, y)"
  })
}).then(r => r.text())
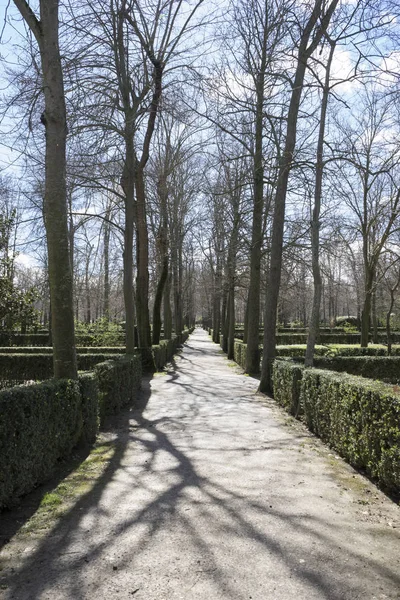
top-left (221, 282), bottom-right (228, 352)
top-left (85, 256), bottom-right (91, 323)
top-left (372, 288), bottom-right (378, 343)
top-left (153, 254), bottom-right (168, 345)
top-left (135, 166), bottom-right (152, 347)
top-left (227, 284), bottom-right (235, 360)
top-left (163, 273), bottom-right (173, 339)
top-left (213, 254), bottom-right (222, 343)
top-left (243, 297), bottom-right (249, 343)
top-left (153, 171), bottom-right (169, 345)
top-left (13, 0), bottom-right (77, 379)
top-left (305, 39), bottom-right (335, 367)
top-left (121, 133), bottom-right (136, 354)
top-left (245, 71), bottom-right (265, 374)
top-left (361, 282), bottom-right (373, 347)
top-left (260, 0), bottom-right (339, 393)
top-left (103, 211), bottom-right (111, 321)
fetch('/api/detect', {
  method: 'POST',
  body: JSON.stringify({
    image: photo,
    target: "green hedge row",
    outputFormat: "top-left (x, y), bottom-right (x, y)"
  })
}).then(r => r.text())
top-left (301, 369), bottom-right (400, 492)
top-left (0, 329), bottom-right (194, 508)
top-left (272, 360), bottom-right (304, 416)
top-left (312, 356), bottom-right (400, 384)
top-left (95, 355), bottom-right (142, 422)
top-left (152, 330), bottom-right (192, 371)
top-left (0, 346), bottom-right (125, 354)
top-left (0, 354), bottom-right (142, 508)
top-left (229, 340), bottom-right (400, 366)
top-left (233, 340), bottom-right (247, 369)
top-left (271, 359), bottom-right (400, 493)
top-left (0, 379), bottom-right (86, 507)
top-left (0, 333), bottom-right (125, 347)
top-left (0, 330), bottom-right (194, 382)
top-left (232, 332), bottom-right (400, 345)
top-left (0, 353), bottom-right (124, 384)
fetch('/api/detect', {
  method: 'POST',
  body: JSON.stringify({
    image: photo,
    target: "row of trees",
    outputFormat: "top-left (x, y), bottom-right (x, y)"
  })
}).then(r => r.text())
top-left (1, 0), bottom-right (400, 390)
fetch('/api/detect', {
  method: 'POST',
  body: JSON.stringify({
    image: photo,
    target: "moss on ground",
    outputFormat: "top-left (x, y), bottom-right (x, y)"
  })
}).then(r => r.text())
top-left (18, 441), bottom-right (116, 537)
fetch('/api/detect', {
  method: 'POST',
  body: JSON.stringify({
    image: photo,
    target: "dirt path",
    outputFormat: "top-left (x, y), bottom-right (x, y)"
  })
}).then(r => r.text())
top-left (1, 328), bottom-right (400, 599)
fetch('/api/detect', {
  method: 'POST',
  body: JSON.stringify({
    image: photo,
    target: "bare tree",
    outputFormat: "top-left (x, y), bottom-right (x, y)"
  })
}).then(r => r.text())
top-left (260, 0), bottom-right (339, 392)
top-left (12, 0), bottom-right (77, 378)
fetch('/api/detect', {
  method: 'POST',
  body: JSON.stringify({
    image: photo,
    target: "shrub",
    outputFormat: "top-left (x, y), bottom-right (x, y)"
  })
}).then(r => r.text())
top-left (272, 359), bottom-right (304, 416)
top-left (78, 372), bottom-right (99, 446)
top-left (0, 352), bottom-right (144, 508)
top-left (75, 318), bottom-right (125, 346)
top-left (95, 355), bottom-right (142, 422)
top-left (0, 379), bottom-right (83, 507)
top-left (0, 353), bottom-right (124, 383)
top-left (312, 356), bottom-right (400, 383)
top-left (276, 345), bottom-right (329, 358)
top-left (233, 340), bottom-right (247, 369)
top-left (327, 344), bottom-right (387, 357)
top-left (152, 343), bottom-right (167, 371)
top-left (0, 346), bottom-right (125, 355)
top-left (300, 369), bottom-right (400, 493)
top-left (0, 333), bottom-right (50, 346)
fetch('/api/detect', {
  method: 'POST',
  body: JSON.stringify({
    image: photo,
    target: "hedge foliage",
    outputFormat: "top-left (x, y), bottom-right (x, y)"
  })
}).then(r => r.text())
top-left (0, 379), bottom-right (83, 507)
top-left (95, 355), bottom-right (142, 422)
top-left (0, 353), bottom-right (124, 383)
top-left (312, 356), bottom-right (400, 383)
top-left (0, 329), bottom-right (194, 508)
top-left (300, 369), bottom-right (400, 493)
top-left (0, 355), bottom-right (142, 508)
top-left (271, 359), bottom-right (400, 493)
top-left (272, 360), bottom-right (304, 416)
top-left (0, 332), bottom-right (125, 347)
top-left (276, 344), bottom-right (330, 357)
top-left (234, 340), bottom-right (247, 369)
top-left (0, 346), bottom-right (125, 355)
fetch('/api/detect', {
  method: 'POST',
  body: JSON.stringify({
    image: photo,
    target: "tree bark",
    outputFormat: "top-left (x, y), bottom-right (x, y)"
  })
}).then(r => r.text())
top-left (135, 166), bottom-right (152, 347)
top-left (163, 273), bottom-right (173, 339)
top-left (103, 210), bottom-right (111, 321)
top-left (305, 39), bottom-right (335, 367)
top-left (121, 132), bottom-right (136, 354)
top-left (13, 0), bottom-right (77, 379)
top-left (260, 0), bottom-right (339, 393)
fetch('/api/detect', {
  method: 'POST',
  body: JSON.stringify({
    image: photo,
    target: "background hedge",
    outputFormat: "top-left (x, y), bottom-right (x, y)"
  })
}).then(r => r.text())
top-left (312, 356), bottom-right (400, 383)
top-left (0, 353), bottom-right (124, 384)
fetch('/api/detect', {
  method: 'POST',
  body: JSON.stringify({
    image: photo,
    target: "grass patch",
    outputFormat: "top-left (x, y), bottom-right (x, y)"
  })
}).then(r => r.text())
top-left (19, 441), bottom-right (116, 536)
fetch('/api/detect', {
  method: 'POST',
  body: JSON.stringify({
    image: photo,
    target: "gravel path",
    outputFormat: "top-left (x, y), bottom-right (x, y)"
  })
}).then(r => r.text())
top-left (1, 328), bottom-right (400, 600)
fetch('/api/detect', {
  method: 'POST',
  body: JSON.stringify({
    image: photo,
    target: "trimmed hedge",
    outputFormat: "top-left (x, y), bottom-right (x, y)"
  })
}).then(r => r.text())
top-left (0, 352), bottom-right (143, 508)
top-left (276, 345), bottom-right (330, 358)
top-left (148, 329), bottom-right (193, 372)
top-left (95, 355), bottom-right (142, 423)
top-left (270, 359), bottom-right (400, 493)
top-left (0, 379), bottom-right (83, 507)
top-left (300, 369), bottom-right (400, 493)
top-left (272, 359), bottom-right (304, 416)
top-left (312, 356), bottom-right (400, 383)
top-left (78, 372), bottom-right (99, 446)
top-left (0, 353), bottom-right (124, 383)
top-left (0, 333), bottom-right (125, 347)
top-left (234, 340), bottom-right (247, 370)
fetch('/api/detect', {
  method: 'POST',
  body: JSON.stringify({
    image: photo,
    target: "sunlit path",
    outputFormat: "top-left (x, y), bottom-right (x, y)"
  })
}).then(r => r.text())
top-left (1, 328), bottom-right (400, 600)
